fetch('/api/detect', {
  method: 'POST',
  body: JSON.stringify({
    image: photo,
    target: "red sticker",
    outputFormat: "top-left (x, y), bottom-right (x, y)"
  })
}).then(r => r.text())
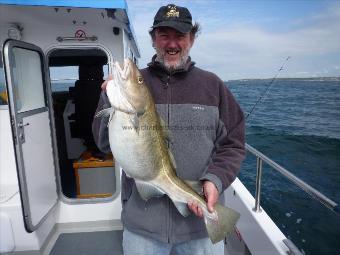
top-left (234, 227), bottom-right (243, 241)
top-left (75, 29), bottom-right (86, 38)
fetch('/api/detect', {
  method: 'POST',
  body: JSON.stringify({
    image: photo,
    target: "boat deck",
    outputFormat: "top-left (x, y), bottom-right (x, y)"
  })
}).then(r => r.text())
top-left (50, 231), bottom-right (123, 255)
top-left (48, 230), bottom-right (241, 255)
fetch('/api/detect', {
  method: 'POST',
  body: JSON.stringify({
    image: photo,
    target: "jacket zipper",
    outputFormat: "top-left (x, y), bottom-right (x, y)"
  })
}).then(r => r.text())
top-left (165, 74), bottom-right (171, 243)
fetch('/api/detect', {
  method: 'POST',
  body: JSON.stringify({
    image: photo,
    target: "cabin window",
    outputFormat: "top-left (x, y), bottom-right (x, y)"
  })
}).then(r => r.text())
top-left (50, 66), bottom-right (78, 92)
top-left (48, 48), bottom-right (116, 201)
top-left (0, 50), bottom-right (8, 105)
top-left (50, 65), bottom-right (109, 92)
top-left (12, 48), bottom-right (46, 112)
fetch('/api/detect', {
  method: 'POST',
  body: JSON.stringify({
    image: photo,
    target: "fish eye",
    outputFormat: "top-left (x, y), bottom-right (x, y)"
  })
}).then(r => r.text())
top-left (137, 76), bottom-right (144, 85)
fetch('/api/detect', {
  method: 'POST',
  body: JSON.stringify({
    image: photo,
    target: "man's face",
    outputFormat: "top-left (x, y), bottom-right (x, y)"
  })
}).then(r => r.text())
top-left (153, 27), bottom-right (194, 71)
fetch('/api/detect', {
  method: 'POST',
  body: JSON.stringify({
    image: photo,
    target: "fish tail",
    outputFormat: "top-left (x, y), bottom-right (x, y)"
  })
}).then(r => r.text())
top-left (204, 203), bottom-right (240, 244)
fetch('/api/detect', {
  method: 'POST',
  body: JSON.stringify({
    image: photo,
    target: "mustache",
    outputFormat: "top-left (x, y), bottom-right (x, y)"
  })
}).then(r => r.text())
top-left (155, 47), bottom-right (190, 71)
top-left (165, 47), bottom-right (181, 51)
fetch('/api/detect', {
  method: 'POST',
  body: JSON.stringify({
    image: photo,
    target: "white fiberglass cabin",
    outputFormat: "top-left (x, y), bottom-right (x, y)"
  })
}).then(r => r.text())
top-left (1, 1), bottom-right (326, 254)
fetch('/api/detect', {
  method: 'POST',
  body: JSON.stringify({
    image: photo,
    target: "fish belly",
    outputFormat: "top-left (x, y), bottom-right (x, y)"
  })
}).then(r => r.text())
top-left (108, 112), bottom-right (161, 180)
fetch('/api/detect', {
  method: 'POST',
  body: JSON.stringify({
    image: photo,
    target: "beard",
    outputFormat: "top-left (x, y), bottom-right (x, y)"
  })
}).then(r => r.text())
top-left (155, 46), bottom-right (190, 72)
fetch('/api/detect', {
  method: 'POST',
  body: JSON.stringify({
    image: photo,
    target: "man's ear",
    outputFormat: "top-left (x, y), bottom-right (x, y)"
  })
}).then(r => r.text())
top-left (190, 34), bottom-right (195, 47)
top-left (150, 29), bottom-right (156, 48)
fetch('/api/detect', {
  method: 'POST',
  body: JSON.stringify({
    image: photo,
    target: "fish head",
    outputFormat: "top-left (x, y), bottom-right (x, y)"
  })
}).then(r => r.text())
top-left (106, 58), bottom-right (150, 115)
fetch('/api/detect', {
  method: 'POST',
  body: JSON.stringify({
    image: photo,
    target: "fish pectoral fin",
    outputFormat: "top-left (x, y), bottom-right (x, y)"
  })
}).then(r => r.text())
top-left (135, 180), bottom-right (164, 201)
top-left (173, 201), bottom-right (191, 217)
top-left (205, 204), bottom-right (240, 244)
top-left (129, 113), bottom-right (139, 130)
top-left (184, 180), bottom-right (203, 195)
top-left (95, 107), bottom-right (115, 118)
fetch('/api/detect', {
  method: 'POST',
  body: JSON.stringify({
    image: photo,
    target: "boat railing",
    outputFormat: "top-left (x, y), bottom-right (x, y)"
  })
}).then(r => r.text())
top-left (246, 143), bottom-right (339, 215)
top-left (51, 78), bottom-right (77, 82)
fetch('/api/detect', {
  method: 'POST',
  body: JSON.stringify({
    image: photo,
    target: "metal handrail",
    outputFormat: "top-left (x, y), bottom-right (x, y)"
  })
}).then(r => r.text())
top-left (246, 143), bottom-right (339, 215)
top-left (283, 239), bottom-right (303, 255)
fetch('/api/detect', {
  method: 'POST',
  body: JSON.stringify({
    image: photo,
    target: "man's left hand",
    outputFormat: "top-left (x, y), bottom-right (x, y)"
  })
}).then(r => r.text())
top-left (187, 181), bottom-right (219, 218)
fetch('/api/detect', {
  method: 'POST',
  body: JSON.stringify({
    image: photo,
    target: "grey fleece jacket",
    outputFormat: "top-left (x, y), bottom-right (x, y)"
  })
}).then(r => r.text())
top-left (92, 57), bottom-right (246, 243)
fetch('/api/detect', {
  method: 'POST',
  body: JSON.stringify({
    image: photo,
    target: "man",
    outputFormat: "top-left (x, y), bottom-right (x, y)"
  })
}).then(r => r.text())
top-left (92, 4), bottom-right (245, 255)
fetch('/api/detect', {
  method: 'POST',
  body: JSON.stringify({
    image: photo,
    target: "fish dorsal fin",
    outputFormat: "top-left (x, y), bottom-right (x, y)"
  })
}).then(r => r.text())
top-left (95, 107), bottom-right (115, 118)
top-left (159, 115), bottom-right (174, 145)
top-left (184, 180), bottom-right (203, 195)
top-left (159, 117), bottom-right (170, 139)
top-left (159, 115), bottom-right (176, 169)
top-left (135, 180), bottom-right (164, 201)
top-left (168, 149), bottom-right (177, 170)
top-left (173, 201), bottom-right (191, 217)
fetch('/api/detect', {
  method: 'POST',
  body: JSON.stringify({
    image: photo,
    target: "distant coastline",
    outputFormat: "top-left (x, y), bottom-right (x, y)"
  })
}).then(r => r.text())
top-left (1, 77), bottom-right (340, 86)
top-left (226, 76), bottom-right (340, 83)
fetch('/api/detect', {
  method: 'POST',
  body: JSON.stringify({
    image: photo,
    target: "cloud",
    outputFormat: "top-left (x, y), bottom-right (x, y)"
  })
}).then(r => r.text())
top-left (127, 1), bottom-right (340, 80)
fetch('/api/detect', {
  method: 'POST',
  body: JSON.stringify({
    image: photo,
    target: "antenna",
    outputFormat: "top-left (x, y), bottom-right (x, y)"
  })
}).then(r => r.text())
top-left (246, 56), bottom-right (291, 120)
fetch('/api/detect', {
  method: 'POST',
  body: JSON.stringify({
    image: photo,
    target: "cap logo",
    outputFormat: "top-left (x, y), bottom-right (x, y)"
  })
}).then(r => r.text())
top-left (166, 5), bottom-right (179, 18)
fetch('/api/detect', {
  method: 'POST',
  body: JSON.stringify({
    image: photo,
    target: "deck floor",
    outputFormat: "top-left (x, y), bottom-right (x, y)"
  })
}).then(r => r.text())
top-left (49, 229), bottom-right (246, 255)
top-left (50, 230), bottom-right (123, 255)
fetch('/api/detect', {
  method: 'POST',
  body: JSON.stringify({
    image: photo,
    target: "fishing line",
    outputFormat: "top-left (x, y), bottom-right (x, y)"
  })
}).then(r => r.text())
top-left (246, 56), bottom-right (291, 121)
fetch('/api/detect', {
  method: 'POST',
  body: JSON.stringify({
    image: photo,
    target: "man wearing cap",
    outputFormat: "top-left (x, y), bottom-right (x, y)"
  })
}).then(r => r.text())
top-left (93, 3), bottom-right (245, 255)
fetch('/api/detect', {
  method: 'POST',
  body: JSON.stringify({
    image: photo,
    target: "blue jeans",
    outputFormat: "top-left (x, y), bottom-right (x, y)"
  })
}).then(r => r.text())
top-left (122, 228), bottom-right (224, 255)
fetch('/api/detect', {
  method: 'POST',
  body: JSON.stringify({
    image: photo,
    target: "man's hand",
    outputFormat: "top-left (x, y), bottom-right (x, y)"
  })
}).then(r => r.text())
top-left (187, 181), bottom-right (219, 218)
top-left (101, 74), bottom-right (113, 91)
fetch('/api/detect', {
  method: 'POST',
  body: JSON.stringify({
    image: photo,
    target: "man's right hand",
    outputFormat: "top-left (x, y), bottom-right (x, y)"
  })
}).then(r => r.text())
top-left (101, 74), bottom-right (113, 91)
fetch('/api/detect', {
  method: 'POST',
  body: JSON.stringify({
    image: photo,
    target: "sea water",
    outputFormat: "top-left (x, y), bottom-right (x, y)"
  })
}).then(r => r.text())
top-left (228, 78), bottom-right (340, 255)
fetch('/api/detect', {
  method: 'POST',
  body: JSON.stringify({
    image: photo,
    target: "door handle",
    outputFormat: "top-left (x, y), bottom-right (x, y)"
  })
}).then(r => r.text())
top-left (18, 122), bottom-right (29, 128)
top-left (17, 121), bottom-right (29, 144)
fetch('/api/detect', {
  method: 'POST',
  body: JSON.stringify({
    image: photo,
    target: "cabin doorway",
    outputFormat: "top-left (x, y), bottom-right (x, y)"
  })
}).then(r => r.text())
top-left (48, 47), bottom-right (117, 201)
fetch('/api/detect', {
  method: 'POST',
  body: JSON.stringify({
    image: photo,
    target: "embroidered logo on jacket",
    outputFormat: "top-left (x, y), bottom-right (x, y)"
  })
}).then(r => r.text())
top-left (192, 106), bottom-right (205, 111)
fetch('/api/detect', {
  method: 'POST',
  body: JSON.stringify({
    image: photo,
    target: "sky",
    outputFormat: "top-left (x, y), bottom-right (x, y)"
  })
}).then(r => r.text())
top-left (126, 0), bottom-right (340, 80)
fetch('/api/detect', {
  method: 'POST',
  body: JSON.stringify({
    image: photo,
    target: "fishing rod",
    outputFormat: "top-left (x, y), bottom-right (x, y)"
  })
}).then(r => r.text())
top-left (245, 56), bottom-right (291, 120)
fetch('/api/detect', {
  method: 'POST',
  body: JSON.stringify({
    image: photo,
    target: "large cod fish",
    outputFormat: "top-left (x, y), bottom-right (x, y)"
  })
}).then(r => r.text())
top-left (96, 58), bottom-right (240, 243)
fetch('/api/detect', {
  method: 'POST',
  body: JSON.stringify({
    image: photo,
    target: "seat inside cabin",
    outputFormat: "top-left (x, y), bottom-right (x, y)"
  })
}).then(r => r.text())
top-left (70, 63), bottom-right (103, 151)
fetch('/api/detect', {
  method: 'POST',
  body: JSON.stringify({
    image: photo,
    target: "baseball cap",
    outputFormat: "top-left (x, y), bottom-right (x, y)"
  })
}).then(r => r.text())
top-left (152, 4), bottom-right (193, 33)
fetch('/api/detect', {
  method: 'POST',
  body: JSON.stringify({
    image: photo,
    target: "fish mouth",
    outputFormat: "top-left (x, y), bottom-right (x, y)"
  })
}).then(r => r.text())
top-left (114, 59), bottom-right (131, 81)
top-left (108, 60), bottom-right (131, 106)
top-left (107, 60), bottom-right (135, 114)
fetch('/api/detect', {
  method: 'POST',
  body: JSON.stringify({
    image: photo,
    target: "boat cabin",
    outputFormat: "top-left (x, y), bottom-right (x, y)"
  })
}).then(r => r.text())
top-left (0, 0), bottom-right (140, 253)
